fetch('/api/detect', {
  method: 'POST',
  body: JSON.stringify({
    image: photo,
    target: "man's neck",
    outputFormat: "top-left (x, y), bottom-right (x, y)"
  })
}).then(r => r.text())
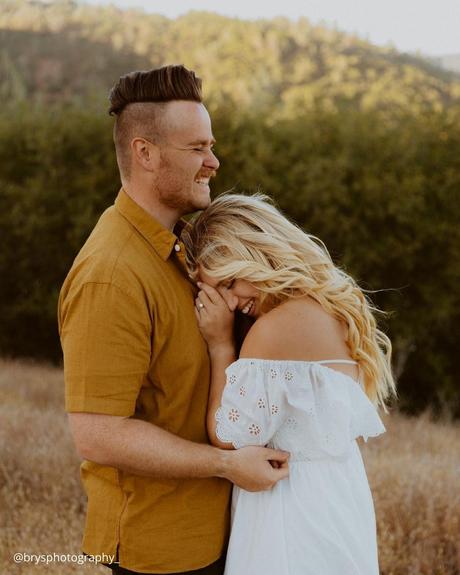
top-left (122, 183), bottom-right (179, 232)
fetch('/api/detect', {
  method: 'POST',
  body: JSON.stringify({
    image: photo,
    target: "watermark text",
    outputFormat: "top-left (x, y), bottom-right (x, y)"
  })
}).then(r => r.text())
top-left (13, 552), bottom-right (116, 566)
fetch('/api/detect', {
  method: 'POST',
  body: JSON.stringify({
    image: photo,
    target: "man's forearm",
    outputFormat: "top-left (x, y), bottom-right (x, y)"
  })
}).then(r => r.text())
top-left (69, 413), bottom-right (229, 479)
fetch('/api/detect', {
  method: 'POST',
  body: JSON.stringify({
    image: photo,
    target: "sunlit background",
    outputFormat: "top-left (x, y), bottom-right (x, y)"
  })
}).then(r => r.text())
top-left (84, 0), bottom-right (460, 56)
top-left (0, 1), bottom-right (459, 574)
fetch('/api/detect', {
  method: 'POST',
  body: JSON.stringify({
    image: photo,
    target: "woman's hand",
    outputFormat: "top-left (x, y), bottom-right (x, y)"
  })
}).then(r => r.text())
top-left (194, 282), bottom-right (238, 352)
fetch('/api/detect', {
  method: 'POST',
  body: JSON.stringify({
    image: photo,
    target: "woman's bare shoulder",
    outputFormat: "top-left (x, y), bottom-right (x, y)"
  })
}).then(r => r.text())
top-left (239, 296), bottom-right (349, 361)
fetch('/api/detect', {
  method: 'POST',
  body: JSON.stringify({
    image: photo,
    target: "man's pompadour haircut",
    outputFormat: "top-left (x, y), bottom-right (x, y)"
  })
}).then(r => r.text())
top-left (108, 65), bottom-right (203, 115)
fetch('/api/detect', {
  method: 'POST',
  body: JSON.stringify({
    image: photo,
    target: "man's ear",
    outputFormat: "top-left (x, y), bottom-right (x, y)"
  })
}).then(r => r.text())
top-left (131, 138), bottom-right (160, 172)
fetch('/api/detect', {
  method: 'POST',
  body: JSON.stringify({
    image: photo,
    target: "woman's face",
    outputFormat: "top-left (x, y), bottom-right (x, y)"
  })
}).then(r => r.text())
top-left (198, 267), bottom-right (262, 318)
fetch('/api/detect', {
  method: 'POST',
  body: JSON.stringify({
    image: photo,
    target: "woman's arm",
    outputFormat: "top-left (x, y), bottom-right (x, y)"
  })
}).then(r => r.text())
top-left (194, 282), bottom-right (238, 448)
top-left (207, 345), bottom-right (237, 449)
top-left (194, 286), bottom-right (290, 472)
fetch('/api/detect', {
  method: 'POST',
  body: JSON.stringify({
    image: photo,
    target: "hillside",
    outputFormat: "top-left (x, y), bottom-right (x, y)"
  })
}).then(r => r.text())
top-left (434, 53), bottom-right (460, 75)
top-left (1, 0), bottom-right (460, 116)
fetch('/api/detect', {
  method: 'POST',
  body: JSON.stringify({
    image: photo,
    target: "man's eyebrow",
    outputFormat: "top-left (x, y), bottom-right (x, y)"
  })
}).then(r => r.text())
top-left (188, 138), bottom-right (216, 146)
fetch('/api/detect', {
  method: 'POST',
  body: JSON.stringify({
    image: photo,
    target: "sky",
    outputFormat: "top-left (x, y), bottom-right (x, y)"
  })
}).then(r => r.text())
top-left (82, 0), bottom-right (460, 56)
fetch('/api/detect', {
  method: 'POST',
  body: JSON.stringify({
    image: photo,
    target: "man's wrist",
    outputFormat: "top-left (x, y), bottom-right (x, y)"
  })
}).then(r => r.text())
top-left (211, 447), bottom-right (233, 480)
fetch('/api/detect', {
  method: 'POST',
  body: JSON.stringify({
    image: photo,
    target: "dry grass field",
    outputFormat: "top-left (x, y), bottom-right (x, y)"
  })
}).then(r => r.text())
top-left (0, 358), bottom-right (459, 575)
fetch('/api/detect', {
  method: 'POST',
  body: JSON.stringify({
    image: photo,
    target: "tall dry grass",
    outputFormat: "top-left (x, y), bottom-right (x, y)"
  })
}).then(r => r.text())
top-left (0, 358), bottom-right (459, 574)
top-left (0, 359), bottom-right (107, 575)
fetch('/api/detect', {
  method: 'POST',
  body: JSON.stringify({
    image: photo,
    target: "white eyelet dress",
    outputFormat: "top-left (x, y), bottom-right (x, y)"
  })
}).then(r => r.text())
top-left (216, 358), bottom-right (386, 575)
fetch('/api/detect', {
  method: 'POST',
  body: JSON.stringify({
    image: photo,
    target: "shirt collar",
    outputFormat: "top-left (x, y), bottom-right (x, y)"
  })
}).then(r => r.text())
top-left (114, 188), bottom-right (185, 261)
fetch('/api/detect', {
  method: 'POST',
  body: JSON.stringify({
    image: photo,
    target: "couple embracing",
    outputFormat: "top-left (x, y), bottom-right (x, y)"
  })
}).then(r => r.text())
top-left (58, 65), bottom-right (396, 575)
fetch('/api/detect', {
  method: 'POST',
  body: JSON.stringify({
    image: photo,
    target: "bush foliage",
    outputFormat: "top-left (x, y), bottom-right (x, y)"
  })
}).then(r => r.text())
top-left (0, 101), bottom-right (459, 416)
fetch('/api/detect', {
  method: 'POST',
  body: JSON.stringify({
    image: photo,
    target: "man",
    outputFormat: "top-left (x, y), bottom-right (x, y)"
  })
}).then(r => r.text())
top-left (58, 65), bottom-right (289, 575)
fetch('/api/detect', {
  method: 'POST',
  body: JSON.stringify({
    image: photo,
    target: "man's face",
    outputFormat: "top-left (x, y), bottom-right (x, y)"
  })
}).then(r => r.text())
top-left (154, 101), bottom-right (220, 215)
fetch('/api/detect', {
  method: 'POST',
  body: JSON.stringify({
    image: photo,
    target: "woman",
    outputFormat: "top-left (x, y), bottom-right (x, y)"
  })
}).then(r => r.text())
top-left (181, 193), bottom-right (396, 575)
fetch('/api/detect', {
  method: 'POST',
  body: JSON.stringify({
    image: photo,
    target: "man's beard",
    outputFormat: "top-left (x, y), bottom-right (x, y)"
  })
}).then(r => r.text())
top-left (156, 182), bottom-right (211, 214)
top-left (155, 172), bottom-right (210, 215)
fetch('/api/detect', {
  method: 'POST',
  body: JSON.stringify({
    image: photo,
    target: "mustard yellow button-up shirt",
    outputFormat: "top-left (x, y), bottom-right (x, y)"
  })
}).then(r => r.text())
top-left (58, 189), bottom-right (231, 573)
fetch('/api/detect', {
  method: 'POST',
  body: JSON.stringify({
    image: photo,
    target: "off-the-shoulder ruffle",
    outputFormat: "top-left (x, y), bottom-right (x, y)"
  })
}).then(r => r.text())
top-left (215, 358), bottom-right (385, 459)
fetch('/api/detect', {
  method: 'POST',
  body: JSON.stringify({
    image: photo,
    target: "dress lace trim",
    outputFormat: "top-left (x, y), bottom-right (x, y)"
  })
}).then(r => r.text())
top-left (215, 359), bottom-right (386, 458)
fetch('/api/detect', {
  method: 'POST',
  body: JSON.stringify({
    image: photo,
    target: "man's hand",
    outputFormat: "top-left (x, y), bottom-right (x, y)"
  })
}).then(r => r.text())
top-left (220, 446), bottom-right (290, 492)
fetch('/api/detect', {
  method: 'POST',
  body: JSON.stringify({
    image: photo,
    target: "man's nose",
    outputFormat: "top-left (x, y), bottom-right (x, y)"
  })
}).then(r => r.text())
top-left (204, 149), bottom-right (220, 171)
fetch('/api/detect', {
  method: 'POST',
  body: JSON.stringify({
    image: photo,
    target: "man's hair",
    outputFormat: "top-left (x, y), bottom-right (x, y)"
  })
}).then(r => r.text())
top-left (108, 65), bottom-right (203, 178)
top-left (108, 65), bottom-right (202, 116)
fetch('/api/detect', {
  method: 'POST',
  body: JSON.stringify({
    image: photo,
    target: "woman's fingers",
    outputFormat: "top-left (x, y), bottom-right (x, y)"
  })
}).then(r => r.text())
top-left (196, 289), bottom-right (213, 310)
top-left (193, 281), bottom-right (235, 348)
top-left (218, 287), bottom-right (239, 311)
top-left (196, 281), bottom-right (237, 316)
top-left (195, 297), bottom-right (208, 315)
top-left (196, 285), bottom-right (231, 319)
top-left (197, 282), bottom-right (224, 306)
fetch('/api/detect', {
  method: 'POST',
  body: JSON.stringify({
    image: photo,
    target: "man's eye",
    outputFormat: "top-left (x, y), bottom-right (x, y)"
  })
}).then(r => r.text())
top-left (224, 280), bottom-right (235, 289)
top-left (193, 146), bottom-right (214, 153)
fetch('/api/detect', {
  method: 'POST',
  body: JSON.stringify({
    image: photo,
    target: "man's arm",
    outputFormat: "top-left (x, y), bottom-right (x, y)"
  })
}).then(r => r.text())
top-left (69, 412), bottom-right (289, 492)
top-left (62, 281), bottom-right (288, 491)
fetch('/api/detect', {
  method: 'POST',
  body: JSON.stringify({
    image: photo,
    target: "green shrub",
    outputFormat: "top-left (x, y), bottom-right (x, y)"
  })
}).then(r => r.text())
top-left (0, 102), bottom-right (459, 416)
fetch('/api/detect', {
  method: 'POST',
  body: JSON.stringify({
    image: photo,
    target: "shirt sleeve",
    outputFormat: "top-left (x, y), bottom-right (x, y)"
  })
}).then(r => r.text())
top-left (59, 281), bottom-right (152, 416)
top-left (215, 360), bottom-right (288, 448)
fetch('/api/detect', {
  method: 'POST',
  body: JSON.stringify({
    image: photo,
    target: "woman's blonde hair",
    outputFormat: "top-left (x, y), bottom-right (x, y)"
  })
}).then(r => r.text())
top-left (182, 193), bottom-right (397, 410)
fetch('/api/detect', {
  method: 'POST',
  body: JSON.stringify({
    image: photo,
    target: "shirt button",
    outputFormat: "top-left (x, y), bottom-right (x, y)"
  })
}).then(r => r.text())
top-left (174, 243), bottom-right (181, 252)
